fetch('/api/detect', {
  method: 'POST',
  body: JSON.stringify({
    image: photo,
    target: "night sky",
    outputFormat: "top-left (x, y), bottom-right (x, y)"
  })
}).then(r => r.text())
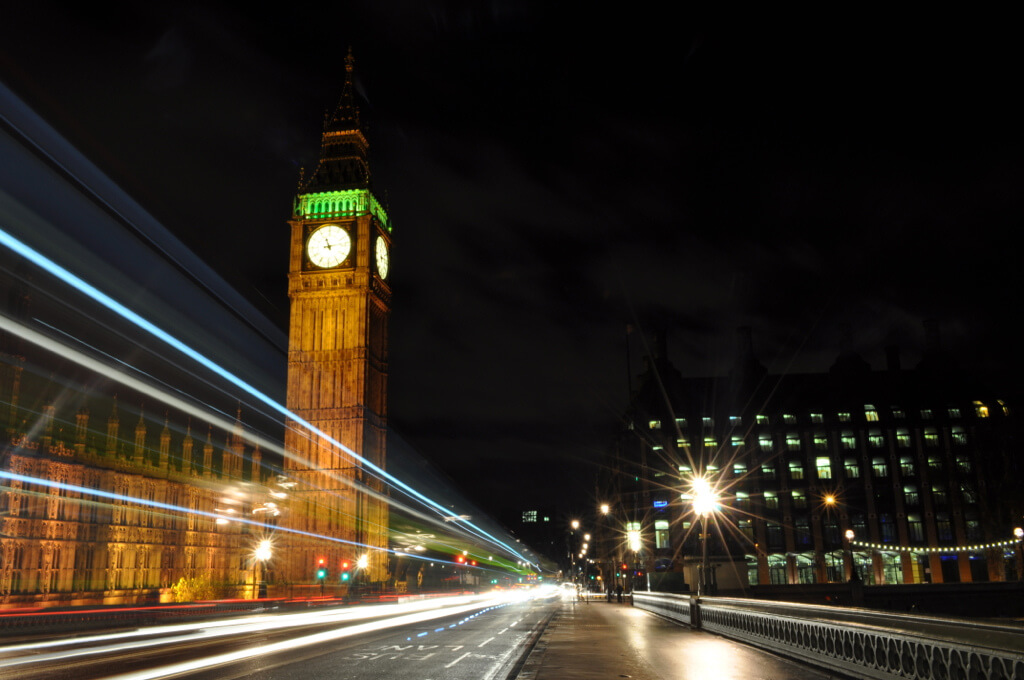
top-left (2, 5), bottom-right (1021, 522)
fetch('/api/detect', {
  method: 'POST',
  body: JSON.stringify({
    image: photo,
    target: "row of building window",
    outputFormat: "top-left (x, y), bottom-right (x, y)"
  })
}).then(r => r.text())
top-left (679, 453), bottom-right (971, 483)
top-left (671, 427), bottom-right (969, 451)
top-left (648, 400), bottom-right (1006, 431)
top-left (727, 482), bottom-right (977, 511)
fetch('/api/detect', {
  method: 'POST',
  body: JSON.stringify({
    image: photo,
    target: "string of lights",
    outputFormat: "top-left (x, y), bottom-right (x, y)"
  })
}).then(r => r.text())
top-left (850, 538), bottom-right (1023, 554)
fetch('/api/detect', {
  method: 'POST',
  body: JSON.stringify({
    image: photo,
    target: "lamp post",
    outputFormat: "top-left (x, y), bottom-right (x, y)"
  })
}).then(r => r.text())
top-left (692, 476), bottom-right (719, 598)
top-left (1014, 527), bottom-right (1023, 581)
top-left (569, 519), bottom-right (580, 587)
top-left (844, 529), bottom-right (860, 582)
top-left (253, 539), bottom-right (272, 599)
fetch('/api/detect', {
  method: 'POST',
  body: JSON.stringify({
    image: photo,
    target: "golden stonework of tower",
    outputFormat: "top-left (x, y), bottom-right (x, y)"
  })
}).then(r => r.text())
top-left (283, 50), bottom-right (391, 586)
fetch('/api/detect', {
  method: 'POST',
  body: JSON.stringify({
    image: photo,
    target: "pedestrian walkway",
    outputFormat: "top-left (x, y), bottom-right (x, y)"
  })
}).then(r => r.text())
top-left (515, 596), bottom-right (835, 680)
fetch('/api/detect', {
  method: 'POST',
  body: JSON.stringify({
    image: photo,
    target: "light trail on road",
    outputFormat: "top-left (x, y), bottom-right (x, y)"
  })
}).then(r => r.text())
top-left (0, 227), bottom-right (536, 570)
top-left (0, 589), bottom-right (557, 680)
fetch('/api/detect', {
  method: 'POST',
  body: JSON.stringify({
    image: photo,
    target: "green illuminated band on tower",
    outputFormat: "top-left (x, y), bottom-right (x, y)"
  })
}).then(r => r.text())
top-left (295, 189), bottom-right (391, 232)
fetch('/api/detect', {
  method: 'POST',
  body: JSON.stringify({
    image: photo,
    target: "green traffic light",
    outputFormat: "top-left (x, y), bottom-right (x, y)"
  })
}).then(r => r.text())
top-left (341, 572), bottom-right (350, 581)
top-left (317, 569), bottom-right (327, 579)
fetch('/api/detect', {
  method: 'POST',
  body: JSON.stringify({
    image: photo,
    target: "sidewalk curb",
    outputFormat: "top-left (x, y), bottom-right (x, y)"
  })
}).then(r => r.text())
top-left (509, 607), bottom-right (561, 679)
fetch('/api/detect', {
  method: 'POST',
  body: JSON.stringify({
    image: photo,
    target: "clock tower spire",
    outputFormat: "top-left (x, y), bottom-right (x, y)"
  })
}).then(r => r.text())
top-left (283, 51), bottom-right (391, 586)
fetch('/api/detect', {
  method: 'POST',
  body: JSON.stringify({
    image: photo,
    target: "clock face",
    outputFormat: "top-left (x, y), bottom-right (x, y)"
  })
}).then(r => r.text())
top-left (307, 225), bottom-right (351, 268)
top-left (375, 235), bottom-right (389, 279)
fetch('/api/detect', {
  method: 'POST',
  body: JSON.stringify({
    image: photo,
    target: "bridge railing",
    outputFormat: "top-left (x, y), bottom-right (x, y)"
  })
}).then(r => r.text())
top-left (632, 592), bottom-right (1024, 680)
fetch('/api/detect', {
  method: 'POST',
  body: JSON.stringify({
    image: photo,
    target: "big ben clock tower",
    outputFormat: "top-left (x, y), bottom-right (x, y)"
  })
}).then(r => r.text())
top-left (284, 51), bottom-right (391, 585)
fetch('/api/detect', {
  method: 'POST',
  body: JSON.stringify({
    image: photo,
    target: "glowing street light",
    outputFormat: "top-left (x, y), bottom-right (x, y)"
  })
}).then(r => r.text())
top-left (844, 529), bottom-right (860, 582)
top-left (626, 527), bottom-right (642, 553)
top-left (691, 476), bottom-right (720, 598)
top-left (600, 503), bottom-right (610, 515)
top-left (252, 539), bottom-right (272, 599)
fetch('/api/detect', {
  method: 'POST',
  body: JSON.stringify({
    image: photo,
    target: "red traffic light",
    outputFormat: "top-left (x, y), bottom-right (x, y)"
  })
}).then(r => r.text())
top-left (456, 555), bottom-right (465, 563)
top-left (341, 561), bottom-right (350, 569)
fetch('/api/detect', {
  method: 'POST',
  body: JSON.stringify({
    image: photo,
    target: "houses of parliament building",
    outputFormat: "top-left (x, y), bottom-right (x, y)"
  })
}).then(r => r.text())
top-left (0, 53), bottom-right (392, 606)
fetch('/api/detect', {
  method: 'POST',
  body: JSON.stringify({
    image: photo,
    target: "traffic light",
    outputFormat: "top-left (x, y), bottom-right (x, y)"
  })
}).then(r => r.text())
top-left (340, 561), bottom-right (351, 582)
top-left (316, 558), bottom-right (327, 580)
top-left (456, 555), bottom-right (465, 564)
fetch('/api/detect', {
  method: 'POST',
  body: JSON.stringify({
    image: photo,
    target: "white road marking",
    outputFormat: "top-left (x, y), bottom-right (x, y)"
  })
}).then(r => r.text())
top-left (445, 652), bottom-right (472, 668)
top-left (478, 636), bottom-right (495, 647)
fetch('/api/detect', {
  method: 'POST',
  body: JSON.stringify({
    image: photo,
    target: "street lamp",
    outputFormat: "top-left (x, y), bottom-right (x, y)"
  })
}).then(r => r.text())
top-left (844, 529), bottom-right (860, 582)
top-left (253, 539), bottom-right (272, 599)
top-left (1014, 527), bottom-right (1023, 581)
top-left (691, 476), bottom-right (719, 598)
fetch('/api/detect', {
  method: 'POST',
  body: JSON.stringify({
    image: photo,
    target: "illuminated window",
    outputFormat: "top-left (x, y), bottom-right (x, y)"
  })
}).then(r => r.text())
top-left (733, 462), bottom-right (747, 475)
top-left (838, 412), bottom-right (851, 422)
top-left (759, 435), bottom-right (773, 451)
top-left (844, 458), bottom-right (860, 478)
top-left (756, 414), bottom-right (770, 425)
top-left (816, 457), bottom-right (832, 479)
top-left (654, 520), bottom-right (670, 549)
top-left (810, 413), bottom-right (823, 424)
top-left (920, 409), bottom-right (933, 419)
top-left (973, 401), bottom-right (989, 418)
top-left (867, 430), bottom-right (884, 448)
top-left (677, 436), bottom-right (690, 447)
top-left (864, 405), bottom-right (879, 421)
top-left (729, 416), bottom-right (742, 426)
top-left (786, 433), bottom-right (800, 451)
top-left (923, 428), bottom-right (939, 447)
top-left (792, 490), bottom-right (807, 508)
top-left (899, 456), bottom-right (915, 476)
top-left (764, 491), bottom-right (779, 509)
top-left (999, 400), bottom-right (1009, 416)
top-left (762, 464), bottom-right (776, 479)
top-left (702, 417), bottom-right (713, 428)
top-left (649, 420), bottom-right (661, 430)
top-left (813, 434), bottom-right (828, 450)
top-left (903, 485), bottom-right (919, 505)
top-left (872, 457), bottom-right (888, 477)
top-left (892, 407), bottom-right (905, 419)
top-left (704, 436), bottom-right (717, 448)
top-left (907, 514), bottom-right (924, 542)
top-left (675, 417), bottom-right (688, 427)
top-left (735, 491), bottom-right (749, 508)
top-left (789, 460), bottom-right (804, 479)
top-left (738, 518), bottom-right (754, 539)
top-left (840, 431), bottom-right (856, 450)
top-left (927, 457), bottom-right (942, 473)
top-left (956, 456), bottom-right (972, 474)
top-left (706, 464), bottom-right (719, 475)
top-left (522, 510), bottom-right (537, 523)
top-left (931, 486), bottom-right (947, 505)
top-left (731, 435), bottom-right (744, 447)
top-left (678, 463), bottom-right (692, 474)
top-left (783, 414), bottom-right (797, 424)
top-left (951, 427), bottom-right (967, 445)
top-left (652, 444), bottom-right (664, 451)
top-left (960, 482), bottom-right (977, 504)
top-left (947, 407), bottom-right (961, 419)
top-left (896, 429), bottom-right (911, 448)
